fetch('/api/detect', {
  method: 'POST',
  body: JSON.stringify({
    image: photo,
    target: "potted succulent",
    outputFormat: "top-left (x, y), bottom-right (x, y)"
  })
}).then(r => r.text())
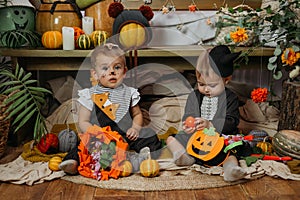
top-left (0, 0), bottom-right (42, 48)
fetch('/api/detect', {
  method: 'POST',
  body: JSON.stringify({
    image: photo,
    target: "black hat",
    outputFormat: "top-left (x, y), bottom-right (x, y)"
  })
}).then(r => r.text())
top-left (208, 45), bottom-right (241, 77)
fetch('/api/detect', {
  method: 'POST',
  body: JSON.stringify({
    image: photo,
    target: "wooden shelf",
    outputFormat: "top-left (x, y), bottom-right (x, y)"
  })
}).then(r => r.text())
top-left (0, 46), bottom-right (274, 71)
top-left (0, 46), bottom-right (274, 57)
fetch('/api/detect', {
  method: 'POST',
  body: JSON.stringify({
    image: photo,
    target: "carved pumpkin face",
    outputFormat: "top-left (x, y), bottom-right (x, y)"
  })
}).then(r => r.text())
top-left (0, 6), bottom-right (35, 32)
top-left (186, 129), bottom-right (224, 161)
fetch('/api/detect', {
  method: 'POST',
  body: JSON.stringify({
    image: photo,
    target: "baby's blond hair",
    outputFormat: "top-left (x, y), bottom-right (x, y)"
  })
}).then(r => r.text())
top-left (91, 43), bottom-right (126, 68)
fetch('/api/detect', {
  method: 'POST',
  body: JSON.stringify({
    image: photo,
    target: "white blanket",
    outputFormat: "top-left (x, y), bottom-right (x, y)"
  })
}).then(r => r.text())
top-left (0, 156), bottom-right (65, 185)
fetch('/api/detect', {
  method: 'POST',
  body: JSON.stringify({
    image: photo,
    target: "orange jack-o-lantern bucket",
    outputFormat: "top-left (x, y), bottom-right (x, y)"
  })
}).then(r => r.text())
top-left (186, 128), bottom-right (229, 167)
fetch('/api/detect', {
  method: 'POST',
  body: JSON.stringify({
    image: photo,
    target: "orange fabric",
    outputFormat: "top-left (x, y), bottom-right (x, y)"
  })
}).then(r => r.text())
top-left (77, 125), bottom-right (128, 180)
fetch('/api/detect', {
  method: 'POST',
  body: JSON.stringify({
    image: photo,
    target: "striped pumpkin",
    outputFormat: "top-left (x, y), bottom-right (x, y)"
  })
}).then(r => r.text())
top-left (76, 34), bottom-right (92, 49)
top-left (139, 159), bottom-right (160, 177)
top-left (272, 130), bottom-right (300, 159)
top-left (90, 30), bottom-right (108, 47)
top-left (42, 31), bottom-right (63, 49)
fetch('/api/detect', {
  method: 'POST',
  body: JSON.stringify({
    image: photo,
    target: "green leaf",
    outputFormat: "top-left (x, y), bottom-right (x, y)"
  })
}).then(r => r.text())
top-left (5, 93), bottom-right (30, 111)
top-left (267, 63), bottom-right (277, 70)
top-left (2, 85), bottom-right (23, 95)
top-left (11, 103), bottom-right (35, 127)
top-left (24, 79), bottom-right (37, 86)
top-left (21, 72), bottom-right (33, 82)
top-left (13, 108), bottom-right (37, 133)
top-left (273, 48), bottom-right (282, 56)
top-left (27, 86), bottom-right (52, 94)
top-left (292, 45), bottom-right (300, 52)
top-left (0, 70), bottom-right (17, 79)
top-left (268, 56), bottom-right (277, 63)
top-left (34, 95), bottom-right (46, 105)
top-left (3, 90), bottom-right (26, 105)
top-left (273, 71), bottom-right (283, 80)
top-left (0, 80), bottom-right (19, 87)
top-left (17, 67), bottom-right (24, 80)
top-left (6, 98), bottom-right (33, 118)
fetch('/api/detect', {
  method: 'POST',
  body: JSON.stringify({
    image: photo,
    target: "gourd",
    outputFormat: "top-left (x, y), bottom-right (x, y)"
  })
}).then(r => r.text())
top-left (119, 23), bottom-right (146, 49)
top-left (90, 30), bottom-right (108, 47)
top-left (256, 136), bottom-right (273, 154)
top-left (272, 130), bottom-right (300, 159)
top-left (48, 156), bottom-right (62, 171)
top-left (41, 31), bottom-right (63, 49)
top-left (119, 160), bottom-right (133, 177)
top-left (76, 34), bottom-right (92, 49)
top-left (140, 159), bottom-right (160, 177)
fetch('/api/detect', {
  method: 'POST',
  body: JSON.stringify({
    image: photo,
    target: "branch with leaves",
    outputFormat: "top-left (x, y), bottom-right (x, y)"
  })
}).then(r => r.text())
top-left (0, 65), bottom-right (52, 142)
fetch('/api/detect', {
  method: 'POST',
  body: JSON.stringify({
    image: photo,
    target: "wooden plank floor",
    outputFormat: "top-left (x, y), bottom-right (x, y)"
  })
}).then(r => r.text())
top-left (1, 147), bottom-right (300, 200)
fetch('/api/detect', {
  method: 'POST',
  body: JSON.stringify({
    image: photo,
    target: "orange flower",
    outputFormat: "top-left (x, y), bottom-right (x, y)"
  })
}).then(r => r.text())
top-left (189, 4), bottom-right (197, 12)
top-left (251, 88), bottom-right (268, 103)
top-left (281, 48), bottom-right (300, 66)
top-left (230, 27), bottom-right (248, 43)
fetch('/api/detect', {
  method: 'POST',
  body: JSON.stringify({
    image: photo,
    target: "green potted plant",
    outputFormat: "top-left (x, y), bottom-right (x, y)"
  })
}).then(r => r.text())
top-left (0, 0), bottom-right (42, 48)
top-left (0, 63), bottom-right (52, 142)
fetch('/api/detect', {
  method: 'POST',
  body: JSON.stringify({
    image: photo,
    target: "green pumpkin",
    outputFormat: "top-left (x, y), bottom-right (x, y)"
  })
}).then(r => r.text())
top-left (76, 34), bottom-right (92, 49)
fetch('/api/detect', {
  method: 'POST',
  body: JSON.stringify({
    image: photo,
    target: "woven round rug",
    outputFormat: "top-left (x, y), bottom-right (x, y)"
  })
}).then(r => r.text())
top-left (62, 169), bottom-right (247, 191)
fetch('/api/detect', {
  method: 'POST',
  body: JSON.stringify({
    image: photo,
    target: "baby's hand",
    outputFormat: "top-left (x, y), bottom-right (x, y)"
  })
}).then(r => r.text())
top-left (194, 117), bottom-right (211, 130)
top-left (126, 127), bottom-right (139, 141)
top-left (182, 121), bottom-right (196, 134)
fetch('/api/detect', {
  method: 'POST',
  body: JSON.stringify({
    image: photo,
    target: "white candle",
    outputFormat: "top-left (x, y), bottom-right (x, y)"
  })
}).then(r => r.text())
top-left (62, 26), bottom-right (75, 50)
top-left (82, 16), bottom-right (94, 35)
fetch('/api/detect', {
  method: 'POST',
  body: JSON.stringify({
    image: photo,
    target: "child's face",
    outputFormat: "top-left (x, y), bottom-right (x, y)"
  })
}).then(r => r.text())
top-left (197, 73), bottom-right (225, 97)
top-left (91, 54), bottom-right (126, 88)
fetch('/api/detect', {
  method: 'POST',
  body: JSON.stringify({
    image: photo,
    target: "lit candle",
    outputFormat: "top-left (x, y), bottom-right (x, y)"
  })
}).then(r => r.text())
top-left (82, 16), bottom-right (94, 35)
top-left (62, 26), bottom-right (75, 50)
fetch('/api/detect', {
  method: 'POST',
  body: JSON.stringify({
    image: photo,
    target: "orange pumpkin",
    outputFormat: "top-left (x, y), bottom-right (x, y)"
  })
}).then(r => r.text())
top-left (48, 156), bottom-right (62, 171)
top-left (119, 23), bottom-right (147, 49)
top-left (73, 26), bottom-right (85, 41)
top-left (41, 31), bottom-right (63, 49)
top-left (186, 128), bottom-right (224, 161)
top-left (119, 160), bottom-right (133, 177)
top-left (140, 159), bottom-right (160, 177)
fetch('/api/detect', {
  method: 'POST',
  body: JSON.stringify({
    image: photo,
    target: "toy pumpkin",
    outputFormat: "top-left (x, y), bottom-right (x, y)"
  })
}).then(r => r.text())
top-left (76, 34), bottom-right (92, 49)
top-left (37, 133), bottom-right (59, 154)
top-left (119, 160), bottom-right (133, 177)
top-left (48, 156), bottom-right (62, 171)
top-left (140, 159), bottom-right (160, 177)
top-left (90, 30), bottom-right (108, 47)
top-left (186, 127), bottom-right (224, 161)
top-left (41, 31), bottom-right (63, 49)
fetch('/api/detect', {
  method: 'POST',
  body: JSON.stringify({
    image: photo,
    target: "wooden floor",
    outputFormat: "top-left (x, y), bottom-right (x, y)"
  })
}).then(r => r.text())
top-left (1, 146), bottom-right (300, 200)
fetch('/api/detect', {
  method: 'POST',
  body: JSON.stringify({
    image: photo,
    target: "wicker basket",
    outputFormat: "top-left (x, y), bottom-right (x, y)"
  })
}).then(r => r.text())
top-left (0, 94), bottom-right (10, 158)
